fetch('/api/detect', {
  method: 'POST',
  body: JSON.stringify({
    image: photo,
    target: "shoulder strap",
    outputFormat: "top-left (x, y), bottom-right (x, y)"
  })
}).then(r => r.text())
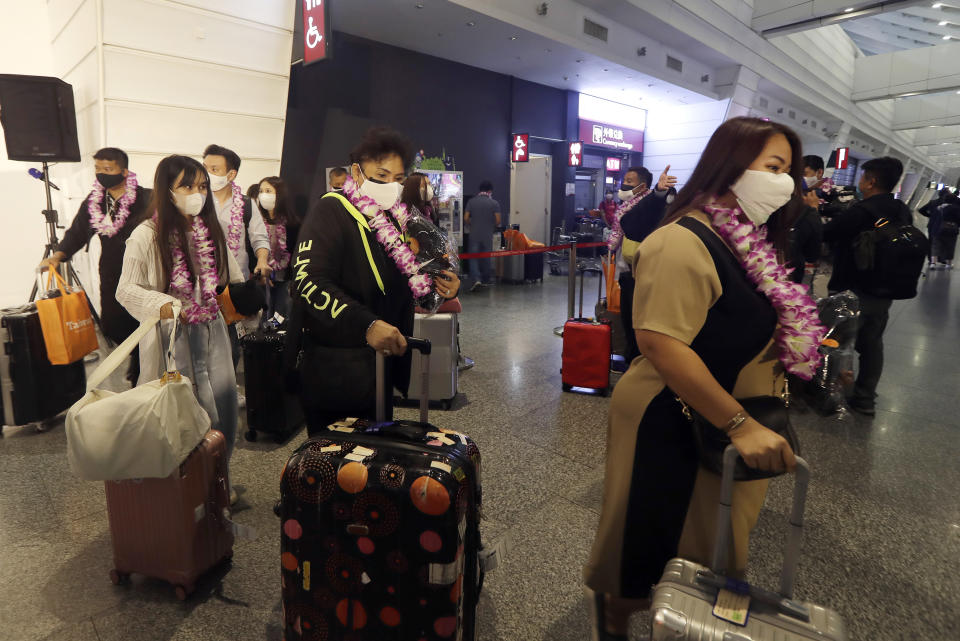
top-left (322, 192), bottom-right (385, 294)
top-left (243, 195), bottom-right (252, 227)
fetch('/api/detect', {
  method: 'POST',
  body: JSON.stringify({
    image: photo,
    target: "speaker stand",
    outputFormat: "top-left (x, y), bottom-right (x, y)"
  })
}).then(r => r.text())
top-left (29, 162), bottom-right (110, 348)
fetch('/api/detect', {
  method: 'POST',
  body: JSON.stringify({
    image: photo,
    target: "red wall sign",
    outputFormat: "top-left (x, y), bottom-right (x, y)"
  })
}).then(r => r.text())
top-left (303, 0), bottom-right (329, 65)
top-left (606, 157), bottom-right (622, 172)
top-left (568, 141), bottom-right (583, 167)
top-left (579, 118), bottom-right (644, 152)
top-left (512, 133), bottom-right (529, 162)
top-left (836, 147), bottom-right (849, 170)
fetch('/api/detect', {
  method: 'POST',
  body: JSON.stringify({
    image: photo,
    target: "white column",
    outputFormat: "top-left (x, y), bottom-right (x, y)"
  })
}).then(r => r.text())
top-left (716, 66), bottom-right (761, 122)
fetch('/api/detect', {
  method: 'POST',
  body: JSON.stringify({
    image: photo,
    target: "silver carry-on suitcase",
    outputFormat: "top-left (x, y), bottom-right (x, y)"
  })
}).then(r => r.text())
top-left (650, 446), bottom-right (847, 641)
top-left (406, 312), bottom-right (458, 409)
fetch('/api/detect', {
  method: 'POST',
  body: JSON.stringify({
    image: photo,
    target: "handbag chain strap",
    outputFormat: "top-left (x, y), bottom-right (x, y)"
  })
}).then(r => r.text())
top-left (677, 375), bottom-right (790, 423)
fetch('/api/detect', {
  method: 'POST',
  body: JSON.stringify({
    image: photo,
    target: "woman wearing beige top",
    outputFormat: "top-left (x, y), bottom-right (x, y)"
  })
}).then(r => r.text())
top-left (585, 117), bottom-right (824, 640)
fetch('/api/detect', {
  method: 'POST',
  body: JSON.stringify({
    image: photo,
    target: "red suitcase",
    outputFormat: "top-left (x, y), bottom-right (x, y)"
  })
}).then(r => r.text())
top-left (278, 339), bottom-right (484, 641)
top-left (562, 268), bottom-right (612, 395)
top-left (104, 429), bottom-right (235, 600)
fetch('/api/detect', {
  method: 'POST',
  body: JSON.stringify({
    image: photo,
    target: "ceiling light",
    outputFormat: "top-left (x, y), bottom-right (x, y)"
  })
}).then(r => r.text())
top-left (844, 7), bottom-right (854, 12)
top-left (415, 2), bottom-right (424, 8)
top-left (933, 2), bottom-right (943, 6)
top-left (940, 20), bottom-right (948, 25)
top-left (944, 35), bottom-right (952, 40)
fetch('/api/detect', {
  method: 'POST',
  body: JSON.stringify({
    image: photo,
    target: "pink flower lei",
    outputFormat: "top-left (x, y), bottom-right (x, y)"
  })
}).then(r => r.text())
top-left (87, 172), bottom-right (138, 237)
top-left (154, 213), bottom-right (220, 324)
top-left (703, 202), bottom-right (826, 380)
top-left (341, 176), bottom-right (433, 298)
top-left (224, 182), bottom-right (245, 257)
top-left (605, 187), bottom-right (652, 253)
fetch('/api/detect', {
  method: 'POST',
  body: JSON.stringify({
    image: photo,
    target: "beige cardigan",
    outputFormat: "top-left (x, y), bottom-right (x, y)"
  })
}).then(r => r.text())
top-left (116, 220), bottom-right (242, 383)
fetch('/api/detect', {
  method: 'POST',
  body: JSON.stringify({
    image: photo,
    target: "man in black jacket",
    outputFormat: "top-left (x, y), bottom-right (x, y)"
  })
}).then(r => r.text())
top-left (615, 165), bottom-right (677, 363)
top-left (823, 157), bottom-right (908, 415)
top-left (38, 147), bottom-right (151, 385)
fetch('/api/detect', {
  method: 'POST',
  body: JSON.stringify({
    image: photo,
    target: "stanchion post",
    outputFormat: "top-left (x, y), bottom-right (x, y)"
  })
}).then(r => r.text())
top-left (567, 241), bottom-right (577, 320)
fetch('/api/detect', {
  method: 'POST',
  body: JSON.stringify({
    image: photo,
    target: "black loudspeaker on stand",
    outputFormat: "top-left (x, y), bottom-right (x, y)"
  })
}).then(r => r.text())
top-left (0, 74), bottom-right (104, 339)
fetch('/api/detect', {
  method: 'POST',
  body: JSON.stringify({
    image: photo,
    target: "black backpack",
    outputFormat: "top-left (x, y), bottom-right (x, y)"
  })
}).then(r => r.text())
top-left (853, 202), bottom-right (928, 300)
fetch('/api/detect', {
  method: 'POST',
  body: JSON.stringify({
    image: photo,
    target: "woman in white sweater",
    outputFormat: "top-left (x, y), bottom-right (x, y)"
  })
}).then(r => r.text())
top-left (117, 155), bottom-right (242, 501)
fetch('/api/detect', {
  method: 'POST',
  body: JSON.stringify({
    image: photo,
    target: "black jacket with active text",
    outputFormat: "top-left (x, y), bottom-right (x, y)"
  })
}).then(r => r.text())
top-left (292, 193), bottom-right (414, 394)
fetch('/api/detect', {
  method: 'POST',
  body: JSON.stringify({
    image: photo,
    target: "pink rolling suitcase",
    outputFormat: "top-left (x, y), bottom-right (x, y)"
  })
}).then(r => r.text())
top-left (104, 429), bottom-right (235, 600)
top-left (650, 445), bottom-right (847, 641)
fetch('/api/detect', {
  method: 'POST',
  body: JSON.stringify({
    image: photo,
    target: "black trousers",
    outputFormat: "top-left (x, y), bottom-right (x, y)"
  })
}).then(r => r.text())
top-left (618, 271), bottom-right (640, 363)
top-left (852, 293), bottom-right (893, 405)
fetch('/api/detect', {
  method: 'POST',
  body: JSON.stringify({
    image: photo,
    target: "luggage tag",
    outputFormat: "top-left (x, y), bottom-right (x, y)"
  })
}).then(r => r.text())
top-left (344, 445), bottom-right (376, 462)
top-left (328, 418), bottom-right (359, 433)
top-left (713, 588), bottom-right (750, 627)
top-left (479, 533), bottom-right (512, 573)
top-left (221, 508), bottom-right (258, 541)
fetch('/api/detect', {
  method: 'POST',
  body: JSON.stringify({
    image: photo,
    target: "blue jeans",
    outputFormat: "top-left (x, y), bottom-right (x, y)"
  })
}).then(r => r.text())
top-left (179, 318), bottom-right (239, 473)
top-left (468, 235), bottom-right (493, 284)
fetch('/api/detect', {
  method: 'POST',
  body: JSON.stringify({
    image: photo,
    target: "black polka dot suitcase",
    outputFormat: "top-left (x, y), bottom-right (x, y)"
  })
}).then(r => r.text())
top-left (278, 339), bottom-right (483, 640)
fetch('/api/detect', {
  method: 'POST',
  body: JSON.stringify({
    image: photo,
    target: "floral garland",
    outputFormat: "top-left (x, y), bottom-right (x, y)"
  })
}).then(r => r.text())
top-left (267, 223), bottom-right (291, 273)
top-left (703, 202), bottom-right (826, 380)
top-left (154, 213), bottom-right (220, 324)
top-left (605, 187), bottom-right (652, 253)
top-left (224, 182), bottom-right (245, 256)
top-left (341, 177), bottom-right (433, 297)
top-left (88, 172), bottom-right (138, 237)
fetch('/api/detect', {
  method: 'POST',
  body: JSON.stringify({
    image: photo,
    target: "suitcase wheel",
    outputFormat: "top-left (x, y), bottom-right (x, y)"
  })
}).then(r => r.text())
top-left (562, 383), bottom-right (572, 392)
top-left (441, 399), bottom-right (453, 411)
top-left (109, 569), bottom-right (130, 585)
top-left (245, 429), bottom-right (257, 442)
top-left (598, 387), bottom-right (610, 397)
top-left (174, 584), bottom-right (192, 601)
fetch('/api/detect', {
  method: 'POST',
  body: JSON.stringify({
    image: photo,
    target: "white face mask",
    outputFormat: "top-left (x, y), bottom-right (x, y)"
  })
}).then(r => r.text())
top-left (258, 192), bottom-right (276, 210)
top-left (730, 170), bottom-right (796, 226)
top-left (171, 191), bottom-right (206, 217)
top-left (358, 167), bottom-right (401, 211)
top-left (208, 172), bottom-right (231, 192)
top-left (803, 174), bottom-right (821, 189)
top-left (423, 184), bottom-right (435, 202)
top-left (618, 187), bottom-right (635, 201)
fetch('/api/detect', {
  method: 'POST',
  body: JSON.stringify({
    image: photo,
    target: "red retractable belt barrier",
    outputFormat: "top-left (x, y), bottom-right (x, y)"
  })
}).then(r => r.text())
top-left (459, 242), bottom-right (606, 259)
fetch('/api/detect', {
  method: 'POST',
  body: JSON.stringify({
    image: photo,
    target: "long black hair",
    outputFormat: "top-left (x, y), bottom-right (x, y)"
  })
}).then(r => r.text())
top-left (147, 155), bottom-right (229, 290)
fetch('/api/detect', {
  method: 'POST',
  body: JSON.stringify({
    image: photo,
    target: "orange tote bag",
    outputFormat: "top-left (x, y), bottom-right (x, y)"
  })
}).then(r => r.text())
top-left (604, 254), bottom-right (621, 314)
top-left (36, 269), bottom-right (99, 365)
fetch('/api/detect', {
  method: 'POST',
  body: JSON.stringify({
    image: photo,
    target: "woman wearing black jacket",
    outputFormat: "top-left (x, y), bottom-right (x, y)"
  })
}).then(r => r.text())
top-left (934, 194), bottom-right (960, 269)
top-left (293, 128), bottom-right (460, 435)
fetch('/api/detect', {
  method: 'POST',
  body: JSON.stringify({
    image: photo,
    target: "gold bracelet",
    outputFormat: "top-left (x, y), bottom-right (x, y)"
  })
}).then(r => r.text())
top-left (721, 410), bottom-right (748, 434)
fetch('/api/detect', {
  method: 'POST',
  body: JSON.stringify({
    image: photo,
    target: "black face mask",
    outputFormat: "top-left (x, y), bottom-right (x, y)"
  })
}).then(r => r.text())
top-left (97, 173), bottom-right (125, 189)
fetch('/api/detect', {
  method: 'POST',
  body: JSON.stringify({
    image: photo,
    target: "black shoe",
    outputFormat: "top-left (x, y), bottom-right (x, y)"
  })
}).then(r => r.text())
top-left (848, 398), bottom-right (876, 416)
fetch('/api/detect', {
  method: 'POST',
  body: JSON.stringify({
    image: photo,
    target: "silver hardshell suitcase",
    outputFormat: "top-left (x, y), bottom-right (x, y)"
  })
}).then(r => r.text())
top-left (406, 312), bottom-right (458, 409)
top-left (650, 446), bottom-right (847, 641)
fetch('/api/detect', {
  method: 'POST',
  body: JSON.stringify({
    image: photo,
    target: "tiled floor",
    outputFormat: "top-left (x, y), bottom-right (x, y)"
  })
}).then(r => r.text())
top-left (1, 269), bottom-right (959, 640)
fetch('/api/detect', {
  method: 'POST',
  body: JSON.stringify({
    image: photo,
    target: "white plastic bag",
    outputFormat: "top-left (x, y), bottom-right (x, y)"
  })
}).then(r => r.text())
top-left (66, 307), bottom-right (211, 481)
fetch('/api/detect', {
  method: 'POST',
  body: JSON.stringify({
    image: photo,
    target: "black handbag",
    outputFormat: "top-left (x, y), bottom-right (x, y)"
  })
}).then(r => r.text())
top-left (680, 384), bottom-right (799, 481)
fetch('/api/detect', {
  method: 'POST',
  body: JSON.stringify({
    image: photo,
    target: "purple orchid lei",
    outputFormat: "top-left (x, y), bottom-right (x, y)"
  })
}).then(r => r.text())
top-left (267, 223), bottom-right (291, 272)
top-left (224, 182), bottom-right (245, 257)
top-left (703, 202), bottom-right (826, 380)
top-left (155, 213), bottom-right (220, 324)
top-left (341, 176), bottom-right (433, 298)
top-left (605, 187), bottom-right (652, 253)
top-left (87, 172), bottom-right (138, 237)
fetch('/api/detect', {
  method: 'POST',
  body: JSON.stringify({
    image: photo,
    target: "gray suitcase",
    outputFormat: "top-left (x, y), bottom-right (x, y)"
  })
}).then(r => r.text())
top-left (405, 312), bottom-right (458, 409)
top-left (650, 446), bottom-right (847, 641)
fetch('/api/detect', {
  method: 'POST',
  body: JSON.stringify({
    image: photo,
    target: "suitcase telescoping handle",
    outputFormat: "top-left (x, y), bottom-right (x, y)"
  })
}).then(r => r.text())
top-left (375, 337), bottom-right (432, 424)
top-left (712, 445), bottom-right (810, 599)
top-left (576, 267), bottom-right (603, 319)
